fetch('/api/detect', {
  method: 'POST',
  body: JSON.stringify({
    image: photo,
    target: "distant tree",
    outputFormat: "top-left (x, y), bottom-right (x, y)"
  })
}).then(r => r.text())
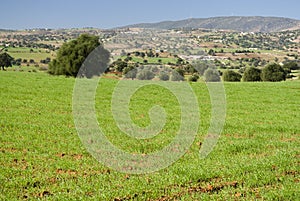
top-left (175, 68), bottom-right (185, 77)
top-left (283, 61), bottom-right (299, 70)
top-left (204, 68), bottom-right (221, 82)
top-left (0, 52), bottom-right (14, 70)
top-left (192, 61), bottom-right (212, 75)
top-left (170, 69), bottom-right (184, 81)
top-left (137, 69), bottom-right (155, 80)
top-left (159, 71), bottom-right (170, 81)
top-left (176, 58), bottom-right (184, 65)
top-left (49, 34), bottom-right (109, 77)
top-left (188, 73), bottom-right (199, 82)
top-left (242, 67), bottom-right (262, 82)
top-left (261, 63), bottom-right (286, 82)
top-left (123, 65), bottom-right (137, 80)
top-left (222, 70), bottom-right (242, 82)
top-left (184, 64), bottom-right (196, 74)
top-left (112, 60), bottom-right (127, 72)
top-left (208, 49), bottom-right (216, 56)
top-left (146, 50), bottom-right (155, 57)
top-left (140, 52), bottom-right (146, 58)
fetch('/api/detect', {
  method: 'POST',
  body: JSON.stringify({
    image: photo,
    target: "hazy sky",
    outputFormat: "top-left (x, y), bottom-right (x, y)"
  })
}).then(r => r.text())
top-left (1, 0), bottom-right (300, 29)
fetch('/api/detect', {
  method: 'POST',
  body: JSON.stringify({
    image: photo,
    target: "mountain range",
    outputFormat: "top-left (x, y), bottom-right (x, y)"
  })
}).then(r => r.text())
top-left (121, 16), bottom-right (300, 32)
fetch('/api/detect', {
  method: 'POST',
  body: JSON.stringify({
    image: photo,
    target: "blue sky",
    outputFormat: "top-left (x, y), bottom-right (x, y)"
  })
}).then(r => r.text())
top-left (1, 0), bottom-right (300, 29)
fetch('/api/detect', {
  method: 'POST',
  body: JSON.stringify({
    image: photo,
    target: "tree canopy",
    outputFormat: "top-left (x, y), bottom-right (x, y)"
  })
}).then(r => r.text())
top-left (222, 70), bottom-right (242, 82)
top-left (242, 67), bottom-right (262, 82)
top-left (0, 52), bottom-right (14, 70)
top-left (261, 63), bottom-right (286, 82)
top-left (48, 34), bottom-right (110, 77)
top-left (204, 68), bottom-right (221, 82)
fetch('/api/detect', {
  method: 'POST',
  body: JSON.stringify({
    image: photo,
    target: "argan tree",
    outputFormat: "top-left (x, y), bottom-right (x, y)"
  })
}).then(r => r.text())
top-left (222, 70), bottom-right (242, 82)
top-left (204, 68), bottom-right (221, 82)
top-left (0, 52), bottom-right (14, 70)
top-left (48, 34), bottom-right (110, 77)
top-left (261, 63), bottom-right (286, 82)
top-left (242, 67), bottom-right (262, 82)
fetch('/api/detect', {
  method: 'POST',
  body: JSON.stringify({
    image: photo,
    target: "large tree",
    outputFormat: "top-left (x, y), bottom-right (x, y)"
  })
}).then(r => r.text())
top-left (261, 63), bottom-right (286, 82)
top-left (0, 52), bottom-right (14, 70)
top-left (242, 67), bottom-right (262, 82)
top-left (222, 70), bottom-right (242, 82)
top-left (204, 68), bottom-right (221, 82)
top-left (48, 34), bottom-right (110, 77)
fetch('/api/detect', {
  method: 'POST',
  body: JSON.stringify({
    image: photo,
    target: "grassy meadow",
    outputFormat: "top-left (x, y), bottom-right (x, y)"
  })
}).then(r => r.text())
top-left (0, 71), bottom-right (299, 200)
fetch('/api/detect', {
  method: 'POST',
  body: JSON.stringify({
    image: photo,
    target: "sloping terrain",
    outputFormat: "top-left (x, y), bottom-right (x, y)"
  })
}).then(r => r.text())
top-left (122, 16), bottom-right (300, 32)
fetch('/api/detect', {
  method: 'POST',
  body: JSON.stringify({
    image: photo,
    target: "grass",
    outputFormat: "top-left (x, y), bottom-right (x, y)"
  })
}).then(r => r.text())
top-left (0, 71), bottom-right (299, 200)
top-left (2, 47), bottom-right (55, 62)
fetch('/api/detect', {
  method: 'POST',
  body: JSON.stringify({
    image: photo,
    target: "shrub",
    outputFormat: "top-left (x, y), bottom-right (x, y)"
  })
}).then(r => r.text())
top-left (159, 71), bottom-right (170, 81)
top-left (222, 70), bottom-right (241, 82)
top-left (261, 63), bottom-right (286, 82)
top-left (242, 67), bottom-right (262, 82)
top-left (137, 69), bottom-right (155, 80)
top-left (170, 70), bottom-right (184, 81)
top-left (188, 73), bottom-right (199, 82)
top-left (123, 66), bottom-right (137, 80)
top-left (204, 68), bottom-right (221, 82)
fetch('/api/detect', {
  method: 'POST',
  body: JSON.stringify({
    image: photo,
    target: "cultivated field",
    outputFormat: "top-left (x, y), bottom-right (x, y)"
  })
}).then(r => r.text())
top-left (0, 71), bottom-right (299, 200)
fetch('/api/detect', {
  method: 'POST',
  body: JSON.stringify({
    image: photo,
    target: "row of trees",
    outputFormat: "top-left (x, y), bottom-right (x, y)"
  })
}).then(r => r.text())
top-left (222, 63), bottom-right (290, 82)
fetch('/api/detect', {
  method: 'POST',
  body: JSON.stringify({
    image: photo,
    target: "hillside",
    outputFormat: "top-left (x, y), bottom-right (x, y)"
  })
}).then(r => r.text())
top-left (122, 16), bottom-right (300, 32)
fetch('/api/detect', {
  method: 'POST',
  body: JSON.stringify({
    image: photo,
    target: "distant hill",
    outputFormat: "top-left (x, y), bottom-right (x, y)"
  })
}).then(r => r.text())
top-left (121, 16), bottom-right (300, 32)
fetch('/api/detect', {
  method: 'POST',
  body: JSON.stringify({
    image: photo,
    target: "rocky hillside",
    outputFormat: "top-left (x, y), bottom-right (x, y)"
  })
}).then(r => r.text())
top-left (122, 16), bottom-right (300, 32)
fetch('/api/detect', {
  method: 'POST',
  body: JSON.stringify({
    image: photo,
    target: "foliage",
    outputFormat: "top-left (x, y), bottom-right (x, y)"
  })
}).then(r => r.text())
top-left (242, 67), bottom-right (262, 82)
top-left (158, 71), bottom-right (170, 81)
top-left (170, 70), bottom-right (184, 81)
top-left (136, 69), bottom-right (155, 80)
top-left (48, 34), bottom-right (109, 77)
top-left (188, 73), bottom-right (199, 82)
top-left (123, 65), bottom-right (137, 80)
top-left (222, 70), bottom-right (242, 82)
top-left (261, 63), bottom-right (286, 82)
top-left (283, 61), bottom-right (299, 70)
top-left (204, 68), bottom-right (221, 82)
top-left (112, 60), bottom-right (128, 72)
top-left (0, 52), bottom-right (14, 70)
top-left (192, 61), bottom-right (212, 76)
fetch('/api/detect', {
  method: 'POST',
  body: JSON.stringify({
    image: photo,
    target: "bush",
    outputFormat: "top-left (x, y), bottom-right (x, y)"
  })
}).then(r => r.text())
top-left (159, 71), bottom-right (170, 81)
top-left (283, 61), bottom-right (299, 70)
top-left (170, 70), bottom-right (184, 81)
top-left (123, 66), bottom-right (137, 80)
top-left (222, 70), bottom-right (241, 82)
top-left (204, 68), bottom-right (221, 82)
top-left (188, 73), bottom-right (199, 82)
top-left (137, 69), bottom-right (155, 80)
top-left (261, 63), bottom-right (286, 82)
top-left (242, 67), bottom-right (262, 82)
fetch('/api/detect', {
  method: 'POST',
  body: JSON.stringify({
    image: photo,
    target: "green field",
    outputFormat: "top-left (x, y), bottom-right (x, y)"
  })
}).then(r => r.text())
top-left (0, 71), bottom-right (299, 200)
top-left (1, 47), bottom-right (54, 62)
